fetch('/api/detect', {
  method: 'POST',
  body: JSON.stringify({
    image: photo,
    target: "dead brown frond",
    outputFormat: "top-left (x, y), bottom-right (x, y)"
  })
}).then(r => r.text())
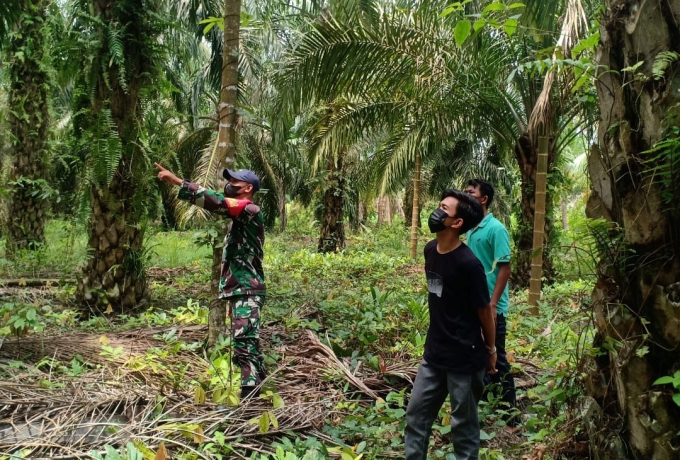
top-left (0, 321), bottom-right (544, 457)
top-left (527, 0), bottom-right (589, 138)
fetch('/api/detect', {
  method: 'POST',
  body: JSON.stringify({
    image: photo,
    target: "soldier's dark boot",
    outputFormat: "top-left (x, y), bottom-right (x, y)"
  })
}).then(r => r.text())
top-left (240, 385), bottom-right (260, 399)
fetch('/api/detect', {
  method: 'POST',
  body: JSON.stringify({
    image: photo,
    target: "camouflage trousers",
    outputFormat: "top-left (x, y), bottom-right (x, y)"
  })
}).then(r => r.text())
top-left (229, 296), bottom-right (265, 387)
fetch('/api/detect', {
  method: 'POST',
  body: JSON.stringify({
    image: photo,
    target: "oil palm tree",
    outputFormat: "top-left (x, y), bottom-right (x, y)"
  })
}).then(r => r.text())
top-left (69, 0), bottom-right (166, 311)
top-left (279, 0), bottom-right (598, 268)
top-left (278, 0), bottom-right (518, 257)
top-left (584, 0), bottom-right (680, 456)
top-left (2, 0), bottom-right (51, 253)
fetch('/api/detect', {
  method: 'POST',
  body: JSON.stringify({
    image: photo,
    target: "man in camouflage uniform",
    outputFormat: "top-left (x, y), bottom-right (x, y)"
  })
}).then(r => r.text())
top-left (155, 163), bottom-right (266, 398)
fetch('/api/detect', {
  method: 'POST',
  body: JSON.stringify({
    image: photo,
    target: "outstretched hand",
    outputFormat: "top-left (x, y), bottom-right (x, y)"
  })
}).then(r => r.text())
top-left (155, 163), bottom-right (182, 186)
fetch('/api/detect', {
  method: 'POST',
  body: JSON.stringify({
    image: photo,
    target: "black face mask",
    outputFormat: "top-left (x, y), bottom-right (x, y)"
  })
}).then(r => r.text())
top-left (428, 208), bottom-right (452, 233)
top-left (224, 183), bottom-right (246, 198)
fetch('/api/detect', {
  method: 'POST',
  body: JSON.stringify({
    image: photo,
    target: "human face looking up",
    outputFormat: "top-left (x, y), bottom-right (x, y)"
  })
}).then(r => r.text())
top-left (224, 179), bottom-right (253, 198)
top-left (428, 197), bottom-right (463, 233)
top-left (465, 185), bottom-right (487, 208)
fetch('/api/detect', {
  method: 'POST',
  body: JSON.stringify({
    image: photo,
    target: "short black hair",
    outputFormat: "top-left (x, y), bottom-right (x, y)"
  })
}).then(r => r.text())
top-left (441, 189), bottom-right (484, 234)
top-left (467, 178), bottom-right (495, 207)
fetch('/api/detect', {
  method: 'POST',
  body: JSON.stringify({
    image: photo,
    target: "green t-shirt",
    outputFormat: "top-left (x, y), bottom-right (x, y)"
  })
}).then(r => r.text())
top-left (466, 213), bottom-right (511, 316)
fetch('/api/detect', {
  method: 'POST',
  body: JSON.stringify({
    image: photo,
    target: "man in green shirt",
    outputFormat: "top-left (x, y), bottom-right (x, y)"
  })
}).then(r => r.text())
top-left (155, 163), bottom-right (266, 399)
top-left (465, 178), bottom-right (518, 430)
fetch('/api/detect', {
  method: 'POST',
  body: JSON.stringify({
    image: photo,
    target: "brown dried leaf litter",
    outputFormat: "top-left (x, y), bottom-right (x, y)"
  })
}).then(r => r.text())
top-left (0, 325), bottom-right (539, 458)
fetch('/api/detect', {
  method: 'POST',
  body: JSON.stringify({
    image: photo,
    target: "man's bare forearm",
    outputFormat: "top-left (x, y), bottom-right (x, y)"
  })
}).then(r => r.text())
top-left (478, 304), bottom-right (496, 350)
top-left (490, 262), bottom-right (511, 307)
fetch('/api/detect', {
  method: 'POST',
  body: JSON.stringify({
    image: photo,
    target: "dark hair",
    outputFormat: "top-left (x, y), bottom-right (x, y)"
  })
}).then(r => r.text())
top-left (467, 178), bottom-right (495, 208)
top-left (441, 189), bottom-right (484, 234)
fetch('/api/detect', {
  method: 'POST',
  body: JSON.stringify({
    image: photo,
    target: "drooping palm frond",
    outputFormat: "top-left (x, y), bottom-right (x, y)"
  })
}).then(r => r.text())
top-left (278, 6), bottom-right (452, 115)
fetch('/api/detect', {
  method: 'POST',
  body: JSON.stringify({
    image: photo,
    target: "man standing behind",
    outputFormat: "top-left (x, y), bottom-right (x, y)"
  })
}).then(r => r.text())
top-left (405, 189), bottom-right (497, 460)
top-left (155, 163), bottom-right (266, 399)
top-left (465, 178), bottom-right (518, 430)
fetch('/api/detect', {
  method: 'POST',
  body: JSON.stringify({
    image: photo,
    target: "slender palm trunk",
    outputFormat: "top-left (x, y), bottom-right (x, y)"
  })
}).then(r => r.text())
top-left (409, 153), bottom-right (421, 259)
top-left (512, 134), bottom-right (556, 288)
top-left (318, 152), bottom-right (345, 253)
top-left (207, 0), bottom-right (242, 346)
top-left (4, 0), bottom-right (49, 254)
top-left (528, 136), bottom-right (549, 311)
top-left (403, 181), bottom-right (421, 230)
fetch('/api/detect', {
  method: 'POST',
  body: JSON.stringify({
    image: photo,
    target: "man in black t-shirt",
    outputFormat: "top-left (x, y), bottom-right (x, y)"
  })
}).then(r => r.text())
top-left (405, 189), bottom-right (498, 460)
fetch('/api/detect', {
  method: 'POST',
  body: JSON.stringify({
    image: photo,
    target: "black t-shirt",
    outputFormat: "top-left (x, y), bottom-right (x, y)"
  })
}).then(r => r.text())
top-left (423, 239), bottom-right (491, 373)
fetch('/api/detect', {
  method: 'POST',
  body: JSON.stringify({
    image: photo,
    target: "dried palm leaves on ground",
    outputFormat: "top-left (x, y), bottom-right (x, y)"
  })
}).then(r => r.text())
top-left (0, 324), bottom-right (407, 458)
top-left (0, 323), bottom-right (542, 458)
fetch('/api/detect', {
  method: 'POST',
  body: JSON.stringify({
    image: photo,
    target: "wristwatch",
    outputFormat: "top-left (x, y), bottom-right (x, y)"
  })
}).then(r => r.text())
top-left (488, 346), bottom-right (497, 356)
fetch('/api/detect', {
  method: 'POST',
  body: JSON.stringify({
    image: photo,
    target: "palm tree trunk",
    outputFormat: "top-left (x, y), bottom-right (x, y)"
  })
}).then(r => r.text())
top-left (208, 0), bottom-right (242, 346)
top-left (404, 179), bottom-right (423, 230)
top-left (409, 153), bottom-right (421, 259)
top-left (584, 1), bottom-right (680, 457)
top-left (318, 152), bottom-right (345, 253)
top-left (77, 0), bottom-right (154, 311)
top-left (377, 196), bottom-right (391, 225)
top-left (80, 183), bottom-right (147, 311)
top-left (512, 134), bottom-right (556, 289)
top-left (528, 136), bottom-right (549, 312)
top-left (278, 186), bottom-right (287, 232)
top-left (4, 0), bottom-right (49, 254)
top-left (395, 195), bottom-right (405, 220)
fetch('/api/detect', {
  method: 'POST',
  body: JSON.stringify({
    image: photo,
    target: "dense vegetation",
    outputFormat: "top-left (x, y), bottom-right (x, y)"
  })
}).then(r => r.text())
top-left (1, 0), bottom-right (679, 459)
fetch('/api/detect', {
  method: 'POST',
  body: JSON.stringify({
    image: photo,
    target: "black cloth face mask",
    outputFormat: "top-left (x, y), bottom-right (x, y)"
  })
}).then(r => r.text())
top-left (224, 183), bottom-right (246, 198)
top-left (428, 208), bottom-right (452, 233)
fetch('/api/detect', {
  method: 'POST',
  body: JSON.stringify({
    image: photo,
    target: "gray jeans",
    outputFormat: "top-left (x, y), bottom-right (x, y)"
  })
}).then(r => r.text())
top-left (405, 359), bottom-right (485, 460)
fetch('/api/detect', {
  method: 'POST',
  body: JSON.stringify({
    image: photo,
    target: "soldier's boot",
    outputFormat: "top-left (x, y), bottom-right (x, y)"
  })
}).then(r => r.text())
top-left (241, 385), bottom-right (260, 400)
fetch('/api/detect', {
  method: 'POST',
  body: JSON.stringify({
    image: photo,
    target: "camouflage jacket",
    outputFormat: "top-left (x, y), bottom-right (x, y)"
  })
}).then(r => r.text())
top-left (178, 180), bottom-right (266, 298)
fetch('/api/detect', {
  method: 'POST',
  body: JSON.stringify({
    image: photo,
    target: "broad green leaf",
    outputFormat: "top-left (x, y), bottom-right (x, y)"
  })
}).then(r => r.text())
top-left (480, 429), bottom-right (496, 440)
top-left (131, 440), bottom-right (155, 460)
top-left (454, 20), bottom-right (472, 46)
top-left (194, 386), bottom-right (206, 404)
top-left (653, 376), bottom-right (674, 385)
top-left (439, 4), bottom-right (460, 18)
top-left (508, 3), bottom-right (525, 8)
top-left (272, 394), bottom-right (285, 409)
top-left (473, 19), bottom-right (486, 31)
top-left (259, 412), bottom-right (270, 433)
top-left (483, 2), bottom-right (506, 13)
top-left (25, 309), bottom-right (36, 321)
top-left (341, 453), bottom-right (354, 460)
top-left (203, 22), bottom-right (215, 35)
top-left (673, 393), bottom-right (680, 406)
top-left (227, 392), bottom-right (239, 407)
top-left (504, 19), bottom-right (518, 36)
top-left (269, 410), bottom-right (279, 429)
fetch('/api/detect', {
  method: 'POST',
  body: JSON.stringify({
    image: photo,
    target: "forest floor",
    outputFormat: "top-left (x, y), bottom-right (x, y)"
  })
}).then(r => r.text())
top-left (0, 220), bottom-right (595, 460)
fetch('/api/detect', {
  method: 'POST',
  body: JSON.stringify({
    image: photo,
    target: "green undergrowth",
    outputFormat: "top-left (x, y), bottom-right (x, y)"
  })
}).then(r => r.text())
top-left (0, 218), bottom-right (597, 459)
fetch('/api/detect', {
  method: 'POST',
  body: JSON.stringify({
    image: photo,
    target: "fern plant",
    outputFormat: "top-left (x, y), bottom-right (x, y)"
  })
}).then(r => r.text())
top-left (643, 108), bottom-right (680, 207)
top-left (652, 51), bottom-right (679, 81)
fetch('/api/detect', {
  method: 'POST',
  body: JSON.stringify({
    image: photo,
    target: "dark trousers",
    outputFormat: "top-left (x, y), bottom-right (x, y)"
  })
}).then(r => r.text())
top-left (405, 359), bottom-right (485, 460)
top-left (484, 313), bottom-right (518, 425)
